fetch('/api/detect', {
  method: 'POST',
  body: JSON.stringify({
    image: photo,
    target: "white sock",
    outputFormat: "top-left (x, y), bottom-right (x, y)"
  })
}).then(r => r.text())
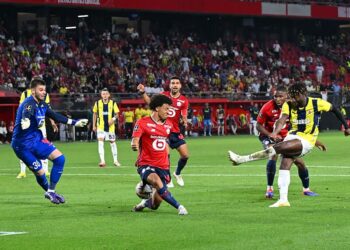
top-left (110, 142), bottom-right (118, 162)
top-left (98, 140), bottom-right (105, 163)
top-left (42, 159), bottom-right (49, 173)
top-left (20, 160), bottom-right (26, 173)
top-left (48, 189), bottom-right (55, 193)
top-left (239, 147), bottom-right (276, 163)
top-left (278, 170), bottom-right (290, 202)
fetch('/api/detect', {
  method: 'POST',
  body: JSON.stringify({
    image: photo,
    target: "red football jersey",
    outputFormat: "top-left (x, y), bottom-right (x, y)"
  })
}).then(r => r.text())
top-left (161, 91), bottom-right (189, 133)
top-left (257, 100), bottom-right (288, 139)
top-left (132, 116), bottom-right (172, 170)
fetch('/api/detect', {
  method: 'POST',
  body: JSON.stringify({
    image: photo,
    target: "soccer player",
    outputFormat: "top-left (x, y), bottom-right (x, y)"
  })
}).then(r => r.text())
top-left (123, 106), bottom-right (134, 139)
top-left (16, 86), bottom-right (58, 178)
top-left (131, 94), bottom-right (188, 215)
top-left (11, 78), bottom-right (88, 204)
top-left (216, 104), bottom-right (225, 136)
top-left (92, 88), bottom-right (121, 167)
top-left (228, 82), bottom-right (350, 207)
top-left (203, 103), bottom-right (212, 136)
top-left (137, 76), bottom-right (189, 187)
top-left (257, 85), bottom-right (321, 198)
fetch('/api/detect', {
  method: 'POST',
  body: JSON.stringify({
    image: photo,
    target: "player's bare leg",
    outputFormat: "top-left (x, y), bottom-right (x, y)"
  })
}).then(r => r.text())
top-left (173, 144), bottom-right (189, 187)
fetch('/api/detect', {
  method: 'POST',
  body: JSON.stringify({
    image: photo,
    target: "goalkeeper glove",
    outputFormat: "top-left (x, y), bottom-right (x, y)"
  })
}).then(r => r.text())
top-left (74, 119), bottom-right (88, 127)
top-left (21, 118), bottom-right (31, 130)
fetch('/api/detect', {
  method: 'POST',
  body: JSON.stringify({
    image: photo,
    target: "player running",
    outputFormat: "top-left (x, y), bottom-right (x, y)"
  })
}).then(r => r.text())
top-left (257, 85), bottom-right (322, 198)
top-left (131, 94), bottom-right (188, 215)
top-left (228, 82), bottom-right (350, 207)
top-left (137, 76), bottom-right (189, 187)
top-left (11, 78), bottom-right (88, 204)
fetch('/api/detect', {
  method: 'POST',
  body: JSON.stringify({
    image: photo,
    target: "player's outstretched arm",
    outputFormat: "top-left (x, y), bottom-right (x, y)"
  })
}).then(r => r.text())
top-left (137, 84), bottom-right (151, 104)
top-left (315, 140), bottom-right (327, 151)
top-left (270, 114), bottom-right (288, 140)
top-left (46, 108), bottom-right (88, 127)
top-left (256, 122), bottom-right (270, 137)
top-left (330, 106), bottom-right (350, 136)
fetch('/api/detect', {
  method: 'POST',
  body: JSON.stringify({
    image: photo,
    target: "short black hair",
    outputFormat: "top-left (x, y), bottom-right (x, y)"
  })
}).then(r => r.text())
top-left (288, 83), bottom-right (307, 98)
top-left (170, 76), bottom-right (180, 81)
top-left (30, 77), bottom-right (46, 88)
top-left (149, 94), bottom-right (172, 111)
top-left (276, 85), bottom-right (287, 92)
top-left (101, 88), bottom-right (109, 92)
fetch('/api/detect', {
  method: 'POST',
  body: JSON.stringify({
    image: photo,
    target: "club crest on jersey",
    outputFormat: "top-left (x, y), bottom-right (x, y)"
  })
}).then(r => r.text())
top-left (26, 105), bottom-right (32, 111)
top-left (177, 101), bottom-right (182, 107)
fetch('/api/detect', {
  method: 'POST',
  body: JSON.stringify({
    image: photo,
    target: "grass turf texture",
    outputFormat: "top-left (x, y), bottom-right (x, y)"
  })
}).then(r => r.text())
top-left (1, 132), bottom-right (350, 249)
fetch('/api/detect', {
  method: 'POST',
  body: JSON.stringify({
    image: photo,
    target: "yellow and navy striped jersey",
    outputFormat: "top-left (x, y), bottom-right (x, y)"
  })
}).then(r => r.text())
top-left (281, 97), bottom-right (331, 145)
top-left (20, 89), bottom-right (50, 105)
top-left (93, 99), bottom-right (119, 132)
top-left (124, 110), bottom-right (135, 123)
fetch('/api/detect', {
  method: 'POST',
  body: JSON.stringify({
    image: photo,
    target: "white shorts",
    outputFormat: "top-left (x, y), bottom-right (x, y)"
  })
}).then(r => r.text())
top-left (97, 130), bottom-right (116, 141)
top-left (284, 134), bottom-right (313, 157)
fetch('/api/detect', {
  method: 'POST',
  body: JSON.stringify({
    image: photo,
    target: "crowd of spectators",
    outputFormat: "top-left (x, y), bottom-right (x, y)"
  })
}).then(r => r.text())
top-left (0, 18), bottom-right (349, 105)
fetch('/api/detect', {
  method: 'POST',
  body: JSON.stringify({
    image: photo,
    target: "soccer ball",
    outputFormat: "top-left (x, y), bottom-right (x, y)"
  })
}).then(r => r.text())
top-left (135, 181), bottom-right (153, 199)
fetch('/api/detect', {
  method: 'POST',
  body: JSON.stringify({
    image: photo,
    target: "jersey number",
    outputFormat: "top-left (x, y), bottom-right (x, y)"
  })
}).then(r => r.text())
top-left (152, 139), bottom-right (166, 151)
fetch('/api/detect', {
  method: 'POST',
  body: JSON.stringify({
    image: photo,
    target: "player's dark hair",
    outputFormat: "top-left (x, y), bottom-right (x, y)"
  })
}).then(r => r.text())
top-left (30, 78), bottom-right (46, 88)
top-left (170, 76), bottom-right (180, 81)
top-left (288, 82), bottom-right (307, 98)
top-left (276, 85), bottom-right (287, 93)
top-left (101, 88), bottom-right (109, 92)
top-left (149, 94), bottom-right (172, 111)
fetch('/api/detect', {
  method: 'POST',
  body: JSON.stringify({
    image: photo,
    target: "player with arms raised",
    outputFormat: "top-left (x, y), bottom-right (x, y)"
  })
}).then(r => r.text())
top-left (137, 76), bottom-right (189, 187)
top-left (131, 94), bottom-right (188, 215)
top-left (11, 78), bottom-right (88, 204)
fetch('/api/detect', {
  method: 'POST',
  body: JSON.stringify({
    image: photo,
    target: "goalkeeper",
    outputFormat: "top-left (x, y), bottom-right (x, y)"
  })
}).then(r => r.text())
top-left (11, 78), bottom-right (88, 204)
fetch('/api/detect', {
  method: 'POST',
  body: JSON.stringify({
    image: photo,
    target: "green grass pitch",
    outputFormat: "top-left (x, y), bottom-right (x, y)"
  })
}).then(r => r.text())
top-left (1, 132), bottom-right (350, 249)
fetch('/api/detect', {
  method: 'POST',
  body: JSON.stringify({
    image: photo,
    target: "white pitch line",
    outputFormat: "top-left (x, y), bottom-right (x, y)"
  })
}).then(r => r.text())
top-left (0, 165), bottom-right (350, 171)
top-left (1, 173), bottom-right (350, 177)
top-left (0, 232), bottom-right (27, 236)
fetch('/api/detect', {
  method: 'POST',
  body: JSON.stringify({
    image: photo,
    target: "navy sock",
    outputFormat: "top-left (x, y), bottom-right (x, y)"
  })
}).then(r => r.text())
top-left (298, 167), bottom-right (309, 189)
top-left (49, 155), bottom-right (65, 190)
top-left (266, 160), bottom-right (276, 186)
top-left (176, 157), bottom-right (188, 175)
top-left (157, 186), bottom-right (180, 209)
top-left (36, 174), bottom-right (49, 191)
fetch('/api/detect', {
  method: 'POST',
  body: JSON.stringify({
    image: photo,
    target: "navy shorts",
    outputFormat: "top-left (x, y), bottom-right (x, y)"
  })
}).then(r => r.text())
top-left (13, 139), bottom-right (56, 172)
top-left (168, 132), bottom-right (186, 149)
top-left (137, 165), bottom-right (171, 186)
top-left (259, 136), bottom-right (275, 150)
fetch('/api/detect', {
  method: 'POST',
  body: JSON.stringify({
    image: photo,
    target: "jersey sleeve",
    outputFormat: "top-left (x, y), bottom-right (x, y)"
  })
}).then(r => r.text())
top-left (93, 101), bottom-right (98, 113)
top-left (114, 102), bottom-right (120, 114)
top-left (317, 98), bottom-right (332, 112)
top-left (45, 93), bottom-right (50, 104)
top-left (22, 102), bottom-right (35, 119)
top-left (181, 99), bottom-right (189, 117)
top-left (46, 106), bottom-right (69, 124)
top-left (257, 105), bottom-right (267, 125)
top-left (19, 92), bottom-right (26, 104)
top-left (132, 119), bottom-right (144, 138)
top-left (281, 102), bottom-right (290, 116)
